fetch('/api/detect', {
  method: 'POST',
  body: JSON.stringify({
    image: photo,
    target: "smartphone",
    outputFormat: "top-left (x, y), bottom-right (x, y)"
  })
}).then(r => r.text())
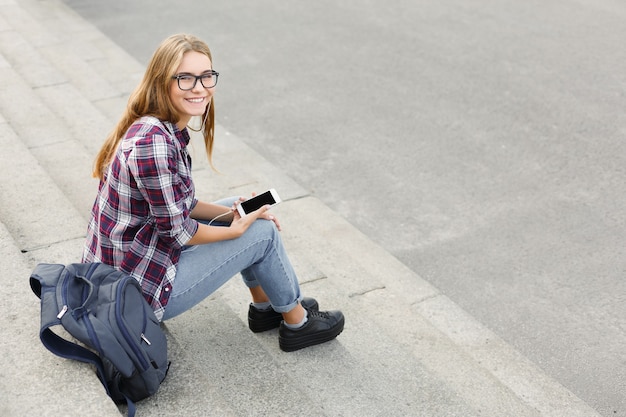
top-left (237, 189), bottom-right (281, 216)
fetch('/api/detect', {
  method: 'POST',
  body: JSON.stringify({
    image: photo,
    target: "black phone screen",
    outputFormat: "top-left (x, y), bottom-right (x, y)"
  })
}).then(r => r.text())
top-left (240, 191), bottom-right (276, 214)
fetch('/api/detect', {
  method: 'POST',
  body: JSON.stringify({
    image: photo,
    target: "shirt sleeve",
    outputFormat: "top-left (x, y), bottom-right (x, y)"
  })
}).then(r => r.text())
top-left (127, 132), bottom-right (198, 248)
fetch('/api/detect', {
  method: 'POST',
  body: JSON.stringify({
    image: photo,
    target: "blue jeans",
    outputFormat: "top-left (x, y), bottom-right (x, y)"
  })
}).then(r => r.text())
top-left (161, 198), bottom-right (302, 320)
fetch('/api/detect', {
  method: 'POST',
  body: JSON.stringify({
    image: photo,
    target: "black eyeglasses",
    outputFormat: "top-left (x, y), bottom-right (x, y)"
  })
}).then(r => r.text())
top-left (172, 71), bottom-right (219, 90)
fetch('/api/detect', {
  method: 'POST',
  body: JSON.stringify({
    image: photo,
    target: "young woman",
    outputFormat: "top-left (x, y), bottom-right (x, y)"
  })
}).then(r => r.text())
top-left (82, 34), bottom-right (344, 352)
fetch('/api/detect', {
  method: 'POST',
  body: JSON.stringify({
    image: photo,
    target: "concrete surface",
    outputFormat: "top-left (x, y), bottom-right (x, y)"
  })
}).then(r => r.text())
top-left (0, 0), bottom-right (608, 416)
top-left (60, 1), bottom-right (626, 414)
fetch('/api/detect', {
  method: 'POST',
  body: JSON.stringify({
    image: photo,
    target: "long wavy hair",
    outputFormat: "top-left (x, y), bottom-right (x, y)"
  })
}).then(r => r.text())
top-left (93, 34), bottom-right (216, 180)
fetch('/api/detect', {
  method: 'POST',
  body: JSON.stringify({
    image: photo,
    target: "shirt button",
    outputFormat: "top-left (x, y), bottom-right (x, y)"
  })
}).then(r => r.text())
top-left (164, 286), bottom-right (170, 292)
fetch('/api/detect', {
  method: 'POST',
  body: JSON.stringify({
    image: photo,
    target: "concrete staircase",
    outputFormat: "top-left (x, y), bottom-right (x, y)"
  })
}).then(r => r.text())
top-left (0, 1), bottom-right (602, 416)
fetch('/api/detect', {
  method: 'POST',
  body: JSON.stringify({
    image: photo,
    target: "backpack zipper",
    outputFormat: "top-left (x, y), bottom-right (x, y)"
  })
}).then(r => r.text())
top-left (82, 264), bottom-right (103, 353)
top-left (116, 278), bottom-right (150, 370)
top-left (140, 334), bottom-right (152, 345)
top-left (57, 305), bottom-right (68, 319)
top-left (58, 269), bottom-right (71, 319)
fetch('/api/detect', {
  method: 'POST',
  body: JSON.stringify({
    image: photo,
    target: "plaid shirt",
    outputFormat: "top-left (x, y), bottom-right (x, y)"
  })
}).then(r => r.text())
top-left (83, 116), bottom-right (199, 320)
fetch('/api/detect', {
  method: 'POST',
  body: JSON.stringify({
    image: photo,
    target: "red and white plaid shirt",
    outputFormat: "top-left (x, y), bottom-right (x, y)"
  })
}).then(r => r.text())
top-left (82, 116), bottom-right (199, 320)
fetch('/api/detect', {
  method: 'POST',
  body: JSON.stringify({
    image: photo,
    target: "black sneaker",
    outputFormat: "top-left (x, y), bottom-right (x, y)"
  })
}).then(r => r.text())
top-left (278, 309), bottom-right (345, 352)
top-left (248, 297), bottom-right (319, 333)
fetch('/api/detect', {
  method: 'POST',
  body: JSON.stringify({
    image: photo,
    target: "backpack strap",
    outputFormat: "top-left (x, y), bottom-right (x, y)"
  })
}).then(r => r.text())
top-left (40, 326), bottom-right (111, 396)
top-left (40, 325), bottom-right (137, 416)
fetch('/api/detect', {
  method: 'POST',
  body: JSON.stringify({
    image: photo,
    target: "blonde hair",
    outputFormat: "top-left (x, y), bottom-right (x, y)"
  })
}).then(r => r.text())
top-left (93, 34), bottom-right (216, 180)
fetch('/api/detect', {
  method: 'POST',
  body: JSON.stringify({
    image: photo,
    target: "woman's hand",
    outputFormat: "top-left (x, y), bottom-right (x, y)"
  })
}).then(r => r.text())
top-left (232, 196), bottom-right (282, 232)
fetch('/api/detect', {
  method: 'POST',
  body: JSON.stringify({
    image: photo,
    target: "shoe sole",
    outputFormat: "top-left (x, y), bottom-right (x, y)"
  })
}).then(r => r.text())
top-left (249, 299), bottom-right (320, 333)
top-left (249, 315), bottom-right (282, 333)
top-left (278, 315), bottom-right (345, 352)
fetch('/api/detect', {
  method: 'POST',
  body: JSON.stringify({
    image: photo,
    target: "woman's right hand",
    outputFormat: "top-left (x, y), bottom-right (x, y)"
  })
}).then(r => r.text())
top-left (187, 201), bottom-right (270, 245)
top-left (229, 204), bottom-right (271, 237)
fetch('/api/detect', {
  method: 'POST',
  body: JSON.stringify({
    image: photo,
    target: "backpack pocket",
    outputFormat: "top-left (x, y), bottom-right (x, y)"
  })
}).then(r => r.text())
top-left (113, 278), bottom-right (169, 401)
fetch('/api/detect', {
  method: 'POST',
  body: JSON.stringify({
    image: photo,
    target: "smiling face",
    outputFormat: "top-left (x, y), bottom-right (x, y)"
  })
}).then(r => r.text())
top-left (170, 50), bottom-right (215, 130)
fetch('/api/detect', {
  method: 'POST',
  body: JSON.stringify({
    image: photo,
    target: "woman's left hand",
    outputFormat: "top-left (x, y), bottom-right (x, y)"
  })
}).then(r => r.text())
top-left (262, 211), bottom-right (282, 231)
top-left (232, 196), bottom-right (282, 231)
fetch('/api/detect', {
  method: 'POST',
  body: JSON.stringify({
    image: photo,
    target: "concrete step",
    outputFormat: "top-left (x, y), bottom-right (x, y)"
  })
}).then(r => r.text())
top-left (8, 0), bottom-right (144, 116)
top-left (0, 121), bottom-right (86, 251)
top-left (0, 33), bottom-right (104, 221)
top-left (0, 0), bottom-right (138, 220)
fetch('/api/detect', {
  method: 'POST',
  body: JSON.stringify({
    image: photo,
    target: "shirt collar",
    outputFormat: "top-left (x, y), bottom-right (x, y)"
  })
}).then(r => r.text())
top-left (163, 120), bottom-right (192, 147)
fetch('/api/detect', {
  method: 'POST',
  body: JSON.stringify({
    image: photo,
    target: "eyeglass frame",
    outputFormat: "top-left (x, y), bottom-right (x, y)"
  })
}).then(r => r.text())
top-left (171, 70), bottom-right (219, 90)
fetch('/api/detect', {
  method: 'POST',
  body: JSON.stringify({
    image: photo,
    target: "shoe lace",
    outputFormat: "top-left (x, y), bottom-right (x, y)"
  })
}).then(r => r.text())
top-left (308, 310), bottom-right (330, 320)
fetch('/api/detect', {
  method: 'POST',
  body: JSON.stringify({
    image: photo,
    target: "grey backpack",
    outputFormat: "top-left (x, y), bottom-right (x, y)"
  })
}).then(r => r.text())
top-left (30, 263), bottom-right (169, 416)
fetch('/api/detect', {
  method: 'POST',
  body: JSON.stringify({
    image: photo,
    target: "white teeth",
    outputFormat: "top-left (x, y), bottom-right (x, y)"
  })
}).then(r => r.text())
top-left (187, 98), bottom-right (204, 103)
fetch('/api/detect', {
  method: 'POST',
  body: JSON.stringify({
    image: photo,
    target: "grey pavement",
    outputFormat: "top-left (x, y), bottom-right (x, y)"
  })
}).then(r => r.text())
top-left (67, 2), bottom-right (626, 414)
top-left (0, 0), bottom-right (605, 416)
